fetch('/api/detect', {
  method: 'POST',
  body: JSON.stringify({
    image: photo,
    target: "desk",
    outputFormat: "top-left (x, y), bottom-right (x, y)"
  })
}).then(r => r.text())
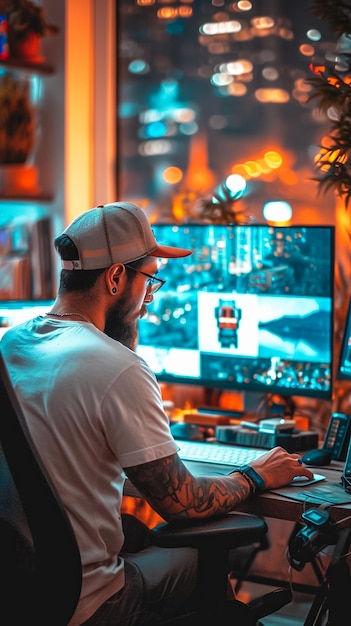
top-left (124, 459), bottom-right (351, 528)
top-left (235, 461), bottom-right (351, 527)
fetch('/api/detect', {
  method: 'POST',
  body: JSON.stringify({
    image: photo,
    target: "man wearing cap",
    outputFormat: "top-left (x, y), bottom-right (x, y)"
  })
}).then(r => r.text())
top-left (1, 202), bottom-right (313, 626)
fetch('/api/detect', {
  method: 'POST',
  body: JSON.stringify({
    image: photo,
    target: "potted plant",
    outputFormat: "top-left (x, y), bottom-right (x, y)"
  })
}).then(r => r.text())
top-left (3, 0), bottom-right (59, 61)
top-left (0, 72), bottom-right (34, 163)
top-left (0, 71), bottom-right (40, 194)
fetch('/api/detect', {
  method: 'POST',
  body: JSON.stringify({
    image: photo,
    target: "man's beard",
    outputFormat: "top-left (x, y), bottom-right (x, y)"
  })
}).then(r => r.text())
top-left (104, 296), bottom-right (148, 351)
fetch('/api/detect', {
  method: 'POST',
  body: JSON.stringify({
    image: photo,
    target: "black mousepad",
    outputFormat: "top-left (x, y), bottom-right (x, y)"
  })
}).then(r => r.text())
top-left (271, 482), bottom-right (351, 505)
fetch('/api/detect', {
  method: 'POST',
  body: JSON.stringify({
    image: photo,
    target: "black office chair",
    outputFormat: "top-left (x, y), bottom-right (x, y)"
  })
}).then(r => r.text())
top-left (150, 515), bottom-right (292, 625)
top-left (0, 352), bottom-right (82, 626)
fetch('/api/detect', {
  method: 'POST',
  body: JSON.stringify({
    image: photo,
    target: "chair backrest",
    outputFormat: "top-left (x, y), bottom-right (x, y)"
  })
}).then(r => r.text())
top-left (0, 351), bottom-right (82, 626)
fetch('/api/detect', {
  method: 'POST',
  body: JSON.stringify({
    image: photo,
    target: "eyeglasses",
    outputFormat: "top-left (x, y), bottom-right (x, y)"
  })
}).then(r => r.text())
top-left (125, 265), bottom-right (166, 294)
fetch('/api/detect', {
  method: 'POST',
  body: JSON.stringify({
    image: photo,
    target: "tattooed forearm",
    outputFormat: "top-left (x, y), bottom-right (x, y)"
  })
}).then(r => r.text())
top-left (125, 453), bottom-right (252, 521)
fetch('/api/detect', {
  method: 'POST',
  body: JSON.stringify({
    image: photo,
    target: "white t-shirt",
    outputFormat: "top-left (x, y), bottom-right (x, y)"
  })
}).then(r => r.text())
top-left (1, 316), bottom-right (178, 625)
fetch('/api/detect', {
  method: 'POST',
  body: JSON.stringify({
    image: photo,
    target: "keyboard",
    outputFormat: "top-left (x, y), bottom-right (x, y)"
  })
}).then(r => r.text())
top-left (177, 439), bottom-right (266, 469)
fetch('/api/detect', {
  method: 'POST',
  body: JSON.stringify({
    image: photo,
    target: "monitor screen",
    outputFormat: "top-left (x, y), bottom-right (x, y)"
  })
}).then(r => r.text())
top-left (337, 298), bottom-right (351, 382)
top-left (0, 300), bottom-right (54, 339)
top-left (137, 223), bottom-right (334, 400)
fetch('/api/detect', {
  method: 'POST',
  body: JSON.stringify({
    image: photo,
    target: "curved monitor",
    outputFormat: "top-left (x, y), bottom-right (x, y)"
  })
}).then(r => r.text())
top-left (137, 223), bottom-right (335, 400)
top-left (337, 298), bottom-right (351, 381)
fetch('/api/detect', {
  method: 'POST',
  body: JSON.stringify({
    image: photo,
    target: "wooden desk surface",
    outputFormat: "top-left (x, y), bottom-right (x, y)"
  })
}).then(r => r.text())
top-left (124, 459), bottom-right (351, 528)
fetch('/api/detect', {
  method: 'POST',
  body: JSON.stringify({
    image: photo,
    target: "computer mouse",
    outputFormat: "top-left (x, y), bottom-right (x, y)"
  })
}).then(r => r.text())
top-left (301, 448), bottom-right (332, 467)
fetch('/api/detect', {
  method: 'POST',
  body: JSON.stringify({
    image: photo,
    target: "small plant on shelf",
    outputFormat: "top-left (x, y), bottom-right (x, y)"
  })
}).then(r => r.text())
top-left (5, 0), bottom-right (58, 39)
top-left (0, 72), bottom-right (34, 164)
top-left (0, 0), bottom-right (59, 61)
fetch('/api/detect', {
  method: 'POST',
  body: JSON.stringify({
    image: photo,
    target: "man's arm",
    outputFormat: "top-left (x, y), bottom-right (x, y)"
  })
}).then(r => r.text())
top-left (124, 446), bottom-right (313, 522)
top-left (125, 452), bottom-right (251, 521)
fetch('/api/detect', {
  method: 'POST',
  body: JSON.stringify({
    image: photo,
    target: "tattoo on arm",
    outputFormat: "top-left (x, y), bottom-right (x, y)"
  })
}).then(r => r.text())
top-left (125, 453), bottom-right (251, 520)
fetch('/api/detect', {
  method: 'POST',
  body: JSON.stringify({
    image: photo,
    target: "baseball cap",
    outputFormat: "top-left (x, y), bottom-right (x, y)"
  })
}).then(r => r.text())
top-left (59, 202), bottom-right (192, 270)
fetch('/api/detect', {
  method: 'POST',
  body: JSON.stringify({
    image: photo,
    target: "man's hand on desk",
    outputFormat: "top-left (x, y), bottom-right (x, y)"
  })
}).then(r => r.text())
top-left (125, 446), bottom-right (314, 522)
top-left (242, 446), bottom-right (314, 491)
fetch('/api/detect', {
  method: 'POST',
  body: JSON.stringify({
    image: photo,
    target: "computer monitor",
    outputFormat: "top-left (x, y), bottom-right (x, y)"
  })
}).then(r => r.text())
top-left (337, 297), bottom-right (351, 382)
top-left (0, 300), bottom-right (54, 339)
top-left (137, 223), bottom-right (334, 400)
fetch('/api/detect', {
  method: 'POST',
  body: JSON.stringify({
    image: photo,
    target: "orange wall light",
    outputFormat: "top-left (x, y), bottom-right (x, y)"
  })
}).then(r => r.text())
top-left (162, 166), bottom-right (183, 185)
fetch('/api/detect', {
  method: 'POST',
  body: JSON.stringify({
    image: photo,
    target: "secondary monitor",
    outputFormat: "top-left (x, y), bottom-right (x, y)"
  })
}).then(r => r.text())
top-left (337, 296), bottom-right (351, 382)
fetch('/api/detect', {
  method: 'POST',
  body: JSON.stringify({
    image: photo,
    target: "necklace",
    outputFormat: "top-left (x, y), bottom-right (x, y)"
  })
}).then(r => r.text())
top-left (46, 312), bottom-right (91, 323)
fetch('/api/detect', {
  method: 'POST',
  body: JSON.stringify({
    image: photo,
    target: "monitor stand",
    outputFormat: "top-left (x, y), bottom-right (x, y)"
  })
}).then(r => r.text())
top-left (200, 389), bottom-right (295, 421)
top-left (160, 383), bottom-right (296, 422)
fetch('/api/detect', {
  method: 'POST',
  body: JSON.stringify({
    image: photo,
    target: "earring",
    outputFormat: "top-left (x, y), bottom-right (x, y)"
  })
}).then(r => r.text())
top-left (111, 287), bottom-right (117, 294)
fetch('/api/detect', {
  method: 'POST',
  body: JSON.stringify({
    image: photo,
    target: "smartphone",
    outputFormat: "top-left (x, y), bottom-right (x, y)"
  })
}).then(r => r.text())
top-left (322, 413), bottom-right (351, 461)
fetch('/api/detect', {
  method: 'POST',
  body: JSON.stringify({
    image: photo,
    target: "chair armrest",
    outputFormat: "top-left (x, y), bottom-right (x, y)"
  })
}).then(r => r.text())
top-left (150, 512), bottom-right (268, 550)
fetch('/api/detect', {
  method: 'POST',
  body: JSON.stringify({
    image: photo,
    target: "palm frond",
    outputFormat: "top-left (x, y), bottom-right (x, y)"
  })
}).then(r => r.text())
top-left (310, 0), bottom-right (351, 38)
top-left (308, 0), bottom-right (351, 206)
top-left (199, 184), bottom-right (250, 224)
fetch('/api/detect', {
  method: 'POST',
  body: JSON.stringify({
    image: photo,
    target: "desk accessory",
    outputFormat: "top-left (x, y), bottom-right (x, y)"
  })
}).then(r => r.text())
top-left (288, 507), bottom-right (338, 570)
top-left (182, 412), bottom-right (231, 426)
top-left (322, 412), bottom-right (351, 461)
top-left (301, 448), bottom-right (332, 466)
top-left (271, 481), bottom-right (351, 505)
top-left (240, 418), bottom-right (296, 433)
top-left (215, 425), bottom-right (318, 452)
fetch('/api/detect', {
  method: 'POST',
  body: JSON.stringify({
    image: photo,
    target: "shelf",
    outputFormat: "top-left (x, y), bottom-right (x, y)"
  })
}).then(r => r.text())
top-left (0, 58), bottom-right (54, 75)
top-left (0, 193), bottom-right (54, 202)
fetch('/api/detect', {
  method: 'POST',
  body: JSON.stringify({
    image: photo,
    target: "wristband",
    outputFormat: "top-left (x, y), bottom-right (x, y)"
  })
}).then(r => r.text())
top-left (233, 465), bottom-right (266, 494)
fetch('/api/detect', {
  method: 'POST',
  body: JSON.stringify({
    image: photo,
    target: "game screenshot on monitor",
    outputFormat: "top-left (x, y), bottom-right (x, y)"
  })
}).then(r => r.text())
top-left (137, 223), bottom-right (334, 400)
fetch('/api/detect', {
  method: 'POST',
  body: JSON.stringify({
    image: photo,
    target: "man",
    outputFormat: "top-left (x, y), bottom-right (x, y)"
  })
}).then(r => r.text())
top-left (0, 202), bottom-right (313, 626)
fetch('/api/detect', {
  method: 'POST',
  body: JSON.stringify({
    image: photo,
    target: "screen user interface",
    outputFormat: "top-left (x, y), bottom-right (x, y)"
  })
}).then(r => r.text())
top-left (137, 224), bottom-right (334, 399)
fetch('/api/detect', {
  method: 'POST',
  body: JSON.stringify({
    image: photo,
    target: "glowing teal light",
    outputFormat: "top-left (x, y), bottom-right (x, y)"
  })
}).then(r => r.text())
top-left (306, 29), bottom-right (321, 41)
top-left (179, 122), bottom-right (198, 135)
top-left (119, 102), bottom-right (139, 118)
top-left (28, 75), bottom-right (41, 105)
top-left (144, 121), bottom-right (168, 138)
top-left (166, 21), bottom-right (184, 35)
top-left (128, 59), bottom-right (150, 74)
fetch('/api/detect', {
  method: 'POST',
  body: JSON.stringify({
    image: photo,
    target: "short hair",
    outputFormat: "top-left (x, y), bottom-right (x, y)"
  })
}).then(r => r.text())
top-left (54, 234), bottom-right (146, 293)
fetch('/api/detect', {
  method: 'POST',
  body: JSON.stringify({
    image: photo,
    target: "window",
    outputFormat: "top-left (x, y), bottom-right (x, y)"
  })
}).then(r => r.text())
top-left (116, 1), bottom-right (334, 221)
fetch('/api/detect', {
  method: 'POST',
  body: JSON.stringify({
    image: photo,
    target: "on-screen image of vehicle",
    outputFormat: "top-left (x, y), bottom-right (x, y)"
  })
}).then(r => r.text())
top-left (215, 299), bottom-right (242, 349)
